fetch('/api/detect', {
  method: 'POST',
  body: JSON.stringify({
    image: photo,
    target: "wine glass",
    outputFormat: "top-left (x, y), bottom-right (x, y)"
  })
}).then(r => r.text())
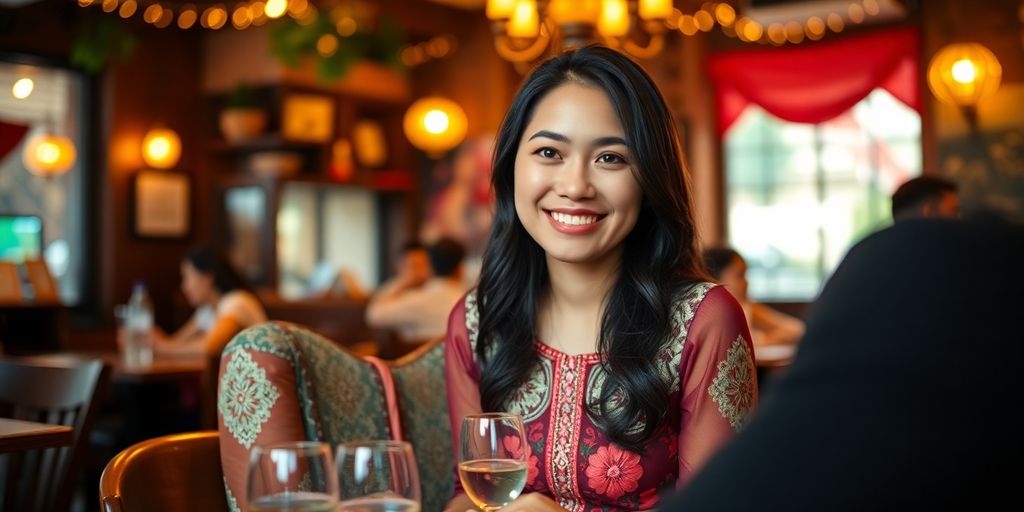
top-left (248, 441), bottom-right (339, 511)
top-left (459, 413), bottom-right (529, 511)
top-left (336, 440), bottom-right (421, 511)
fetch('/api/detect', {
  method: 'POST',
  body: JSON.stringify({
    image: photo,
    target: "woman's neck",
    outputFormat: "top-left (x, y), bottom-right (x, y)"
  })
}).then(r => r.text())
top-left (539, 250), bottom-right (621, 354)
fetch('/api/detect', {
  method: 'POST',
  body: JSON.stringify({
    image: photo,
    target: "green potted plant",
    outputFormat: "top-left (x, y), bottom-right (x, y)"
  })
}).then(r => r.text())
top-left (219, 84), bottom-right (267, 143)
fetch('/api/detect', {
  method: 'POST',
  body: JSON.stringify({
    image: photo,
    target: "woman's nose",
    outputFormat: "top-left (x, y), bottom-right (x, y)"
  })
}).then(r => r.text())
top-left (554, 159), bottom-right (595, 200)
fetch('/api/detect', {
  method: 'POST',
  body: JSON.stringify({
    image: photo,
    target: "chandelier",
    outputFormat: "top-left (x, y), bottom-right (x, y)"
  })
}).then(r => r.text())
top-left (486, 0), bottom-right (890, 64)
top-left (486, 0), bottom-right (673, 63)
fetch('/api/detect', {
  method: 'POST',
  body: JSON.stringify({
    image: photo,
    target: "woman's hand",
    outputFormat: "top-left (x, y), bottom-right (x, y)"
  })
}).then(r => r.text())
top-left (500, 493), bottom-right (567, 512)
top-left (443, 493), bottom-right (478, 512)
top-left (444, 493), bottom-right (567, 512)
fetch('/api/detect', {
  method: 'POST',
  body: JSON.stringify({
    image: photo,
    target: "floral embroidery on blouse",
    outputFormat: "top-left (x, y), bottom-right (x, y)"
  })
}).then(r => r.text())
top-left (664, 282), bottom-right (716, 394)
top-left (584, 366), bottom-right (640, 436)
top-left (584, 444), bottom-right (644, 500)
top-left (708, 334), bottom-right (756, 430)
top-left (218, 350), bottom-right (280, 449)
top-left (506, 356), bottom-right (553, 422)
top-left (503, 434), bottom-right (541, 486)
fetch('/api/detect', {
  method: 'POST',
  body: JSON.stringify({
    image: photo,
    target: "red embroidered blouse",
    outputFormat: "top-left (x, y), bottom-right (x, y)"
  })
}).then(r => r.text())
top-left (445, 283), bottom-right (757, 511)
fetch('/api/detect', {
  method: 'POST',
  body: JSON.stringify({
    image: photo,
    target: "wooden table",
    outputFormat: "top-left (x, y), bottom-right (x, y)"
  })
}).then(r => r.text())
top-left (59, 351), bottom-right (209, 383)
top-left (0, 417), bottom-right (74, 453)
top-left (108, 353), bottom-right (209, 384)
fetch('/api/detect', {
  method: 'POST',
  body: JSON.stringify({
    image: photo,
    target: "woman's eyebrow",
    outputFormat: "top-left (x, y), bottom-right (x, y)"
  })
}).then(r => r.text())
top-left (527, 130), bottom-right (570, 143)
top-left (526, 131), bottom-right (627, 148)
top-left (593, 136), bottom-right (627, 147)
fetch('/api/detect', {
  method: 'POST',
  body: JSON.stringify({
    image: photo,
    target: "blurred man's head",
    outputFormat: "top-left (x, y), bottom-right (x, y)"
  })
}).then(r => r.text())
top-left (400, 241), bottom-right (431, 284)
top-left (892, 176), bottom-right (959, 222)
top-left (428, 238), bottom-right (466, 279)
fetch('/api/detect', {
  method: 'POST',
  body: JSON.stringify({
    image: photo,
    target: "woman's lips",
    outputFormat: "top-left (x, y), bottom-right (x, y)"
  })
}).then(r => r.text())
top-left (545, 209), bottom-right (606, 234)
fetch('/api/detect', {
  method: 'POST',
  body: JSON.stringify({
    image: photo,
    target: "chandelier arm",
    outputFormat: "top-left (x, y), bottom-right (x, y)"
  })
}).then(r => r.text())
top-left (494, 22), bottom-right (553, 63)
top-left (620, 32), bottom-right (665, 59)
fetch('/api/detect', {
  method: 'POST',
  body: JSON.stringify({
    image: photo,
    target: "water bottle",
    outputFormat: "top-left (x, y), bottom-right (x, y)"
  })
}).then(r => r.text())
top-left (124, 280), bottom-right (154, 367)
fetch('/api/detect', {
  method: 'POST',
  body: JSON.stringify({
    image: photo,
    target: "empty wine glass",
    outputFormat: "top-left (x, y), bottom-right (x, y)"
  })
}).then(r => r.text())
top-left (248, 441), bottom-right (339, 511)
top-left (459, 413), bottom-right (528, 511)
top-left (336, 440), bottom-right (421, 511)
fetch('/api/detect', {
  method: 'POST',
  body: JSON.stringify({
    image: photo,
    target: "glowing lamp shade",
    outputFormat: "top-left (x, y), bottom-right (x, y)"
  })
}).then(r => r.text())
top-left (598, 0), bottom-right (630, 37)
top-left (547, 0), bottom-right (601, 25)
top-left (486, 0), bottom-right (517, 20)
top-left (142, 127), bottom-right (182, 169)
top-left (638, 0), bottom-right (672, 21)
top-left (927, 43), bottom-right (1002, 108)
top-left (23, 133), bottom-right (76, 176)
top-left (508, 0), bottom-right (539, 38)
top-left (403, 97), bottom-right (467, 157)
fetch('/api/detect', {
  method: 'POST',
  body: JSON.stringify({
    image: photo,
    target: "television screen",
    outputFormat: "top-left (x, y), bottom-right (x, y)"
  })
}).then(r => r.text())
top-left (0, 215), bottom-right (43, 262)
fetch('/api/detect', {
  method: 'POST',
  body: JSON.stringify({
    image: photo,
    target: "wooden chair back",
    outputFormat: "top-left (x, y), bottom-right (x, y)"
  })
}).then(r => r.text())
top-left (99, 431), bottom-right (227, 512)
top-left (0, 356), bottom-right (109, 512)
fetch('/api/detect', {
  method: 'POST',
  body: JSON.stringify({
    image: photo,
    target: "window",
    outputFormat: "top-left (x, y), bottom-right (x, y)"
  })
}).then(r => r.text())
top-left (0, 61), bottom-right (86, 304)
top-left (724, 89), bottom-right (921, 301)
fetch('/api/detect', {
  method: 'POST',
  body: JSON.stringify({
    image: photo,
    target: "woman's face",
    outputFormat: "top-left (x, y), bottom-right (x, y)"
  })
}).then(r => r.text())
top-left (180, 261), bottom-right (215, 307)
top-left (719, 255), bottom-right (749, 303)
top-left (513, 82), bottom-right (643, 267)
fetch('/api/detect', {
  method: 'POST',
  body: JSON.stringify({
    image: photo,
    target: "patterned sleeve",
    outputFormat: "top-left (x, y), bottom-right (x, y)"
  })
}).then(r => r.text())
top-left (676, 285), bottom-right (758, 487)
top-left (444, 295), bottom-right (482, 496)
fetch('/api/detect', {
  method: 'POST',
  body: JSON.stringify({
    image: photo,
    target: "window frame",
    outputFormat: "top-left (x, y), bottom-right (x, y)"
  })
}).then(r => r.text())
top-left (0, 51), bottom-right (100, 324)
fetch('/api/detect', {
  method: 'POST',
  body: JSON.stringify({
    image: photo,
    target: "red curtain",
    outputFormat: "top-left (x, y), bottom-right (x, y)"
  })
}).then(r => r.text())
top-left (708, 27), bottom-right (920, 136)
top-left (0, 120), bottom-right (30, 162)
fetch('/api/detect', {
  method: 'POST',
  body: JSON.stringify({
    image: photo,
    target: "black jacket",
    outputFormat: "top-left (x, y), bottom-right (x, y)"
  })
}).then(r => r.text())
top-left (662, 219), bottom-right (1024, 511)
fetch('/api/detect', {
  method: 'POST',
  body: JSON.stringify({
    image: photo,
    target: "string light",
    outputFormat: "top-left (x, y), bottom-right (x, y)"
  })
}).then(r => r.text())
top-left (77, 0), bottom-right (332, 32)
top-left (77, 0), bottom-right (884, 48)
top-left (679, 1), bottom-right (883, 46)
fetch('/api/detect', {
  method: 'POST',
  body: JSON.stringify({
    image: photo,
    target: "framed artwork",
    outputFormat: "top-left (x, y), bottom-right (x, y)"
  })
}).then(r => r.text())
top-left (282, 93), bottom-right (336, 143)
top-left (352, 118), bottom-right (388, 168)
top-left (132, 170), bottom-right (191, 238)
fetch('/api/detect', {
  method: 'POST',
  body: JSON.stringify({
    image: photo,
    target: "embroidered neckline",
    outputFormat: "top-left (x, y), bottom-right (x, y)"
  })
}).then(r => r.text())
top-left (534, 339), bottom-right (603, 364)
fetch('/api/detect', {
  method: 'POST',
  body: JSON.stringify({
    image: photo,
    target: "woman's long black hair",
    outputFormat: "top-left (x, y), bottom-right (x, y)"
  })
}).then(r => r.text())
top-left (475, 46), bottom-right (709, 452)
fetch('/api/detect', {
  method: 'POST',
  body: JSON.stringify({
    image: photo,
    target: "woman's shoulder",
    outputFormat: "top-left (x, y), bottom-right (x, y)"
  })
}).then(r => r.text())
top-left (669, 281), bottom-right (720, 320)
top-left (219, 290), bottom-right (268, 324)
top-left (669, 282), bottom-right (747, 335)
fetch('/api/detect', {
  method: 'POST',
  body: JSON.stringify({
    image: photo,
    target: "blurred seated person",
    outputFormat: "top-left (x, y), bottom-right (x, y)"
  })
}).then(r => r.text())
top-left (663, 218), bottom-right (1023, 511)
top-left (891, 175), bottom-right (959, 222)
top-left (704, 247), bottom-right (804, 346)
top-left (366, 238), bottom-right (466, 344)
top-left (150, 245), bottom-right (267, 357)
top-left (305, 261), bottom-right (369, 301)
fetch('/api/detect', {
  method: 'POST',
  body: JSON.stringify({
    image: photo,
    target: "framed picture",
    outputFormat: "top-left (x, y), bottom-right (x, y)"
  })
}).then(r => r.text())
top-left (352, 118), bottom-right (388, 168)
top-left (132, 170), bottom-right (191, 238)
top-left (282, 93), bottom-right (336, 143)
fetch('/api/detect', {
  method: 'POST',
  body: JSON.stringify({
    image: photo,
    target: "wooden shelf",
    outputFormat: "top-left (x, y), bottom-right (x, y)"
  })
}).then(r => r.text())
top-left (207, 134), bottom-right (324, 156)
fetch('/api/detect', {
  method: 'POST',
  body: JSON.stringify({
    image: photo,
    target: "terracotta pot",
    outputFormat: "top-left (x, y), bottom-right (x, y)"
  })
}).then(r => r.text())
top-left (219, 108), bottom-right (267, 142)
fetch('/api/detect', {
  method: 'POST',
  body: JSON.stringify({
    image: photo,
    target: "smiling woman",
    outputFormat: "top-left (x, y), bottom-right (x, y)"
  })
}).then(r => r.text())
top-left (443, 46), bottom-right (758, 512)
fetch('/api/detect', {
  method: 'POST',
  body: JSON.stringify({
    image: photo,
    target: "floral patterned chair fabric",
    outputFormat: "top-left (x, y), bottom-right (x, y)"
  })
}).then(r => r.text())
top-left (217, 322), bottom-right (452, 512)
top-left (389, 340), bottom-right (455, 511)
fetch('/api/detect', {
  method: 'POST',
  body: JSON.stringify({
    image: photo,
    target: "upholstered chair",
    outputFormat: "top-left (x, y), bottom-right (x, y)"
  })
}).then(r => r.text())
top-left (217, 322), bottom-right (453, 512)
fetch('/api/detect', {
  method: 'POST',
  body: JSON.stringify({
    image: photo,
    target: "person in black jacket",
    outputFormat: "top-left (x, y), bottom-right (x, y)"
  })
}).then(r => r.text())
top-left (662, 218), bottom-right (1023, 511)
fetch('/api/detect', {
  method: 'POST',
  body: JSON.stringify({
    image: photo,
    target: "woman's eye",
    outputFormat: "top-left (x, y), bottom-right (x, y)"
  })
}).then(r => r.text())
top-left (536, 147), bottom-right (559, 159)
top-left (597, 153), bottom-right (626, 165)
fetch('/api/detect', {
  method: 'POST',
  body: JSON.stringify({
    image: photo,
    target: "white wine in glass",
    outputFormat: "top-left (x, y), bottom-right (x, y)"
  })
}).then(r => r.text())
top-left (248, 441), bottom-right (339, 512)
top-left (459, 413), bottom-right (528, 511)
top-left (336, 440), bottom-right (421, 512)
